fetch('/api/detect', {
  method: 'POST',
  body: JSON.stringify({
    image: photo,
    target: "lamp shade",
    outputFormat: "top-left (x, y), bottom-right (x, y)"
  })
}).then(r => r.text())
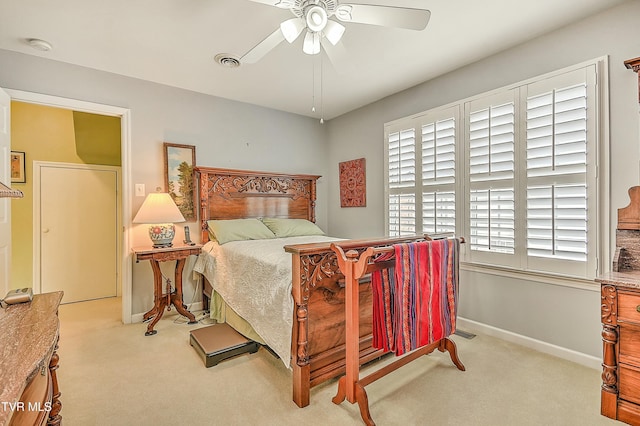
top-left (280, 18), bottom-right (305, 43)
top-left (323, 20), bottom-right (345, 45)
top-left (133, 192), bottom-right (185, 248)
top-left (133, 192), bottom-right (185, 224)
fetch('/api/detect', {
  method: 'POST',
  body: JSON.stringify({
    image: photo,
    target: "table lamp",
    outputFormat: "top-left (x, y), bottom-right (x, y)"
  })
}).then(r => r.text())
top-left (133, 190), bottom-right (185, 248)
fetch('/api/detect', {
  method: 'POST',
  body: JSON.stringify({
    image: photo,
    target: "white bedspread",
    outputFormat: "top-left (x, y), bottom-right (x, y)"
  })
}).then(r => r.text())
top-left (193, 235), bottom-right (341, 368)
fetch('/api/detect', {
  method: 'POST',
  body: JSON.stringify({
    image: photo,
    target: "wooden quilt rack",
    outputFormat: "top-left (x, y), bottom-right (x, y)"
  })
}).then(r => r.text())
top-left (330, 235), bottom-right (466, 426)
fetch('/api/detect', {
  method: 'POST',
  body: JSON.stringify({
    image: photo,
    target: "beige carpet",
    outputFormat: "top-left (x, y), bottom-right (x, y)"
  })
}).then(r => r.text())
top-left (56, 297), bottom-right (617, 426)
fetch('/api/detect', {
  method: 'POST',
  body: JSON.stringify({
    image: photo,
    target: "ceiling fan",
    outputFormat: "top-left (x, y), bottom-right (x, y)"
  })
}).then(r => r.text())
top-left (240, 0), bottom-right (431, 64)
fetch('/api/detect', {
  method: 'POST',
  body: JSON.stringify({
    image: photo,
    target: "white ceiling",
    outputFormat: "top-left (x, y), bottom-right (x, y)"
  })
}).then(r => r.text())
top-left (0, 0), bottom-right (628, 120)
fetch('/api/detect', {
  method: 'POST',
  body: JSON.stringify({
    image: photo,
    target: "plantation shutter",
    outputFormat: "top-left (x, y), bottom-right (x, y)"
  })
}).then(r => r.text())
top-left (387, 128), bottom-right (416, 236)
top-left (468, 93), bottom-right (516, 256)
top-left (421, 116), bottom-right (456, 234)
top-left (525, 67), bottom-right (594, 274)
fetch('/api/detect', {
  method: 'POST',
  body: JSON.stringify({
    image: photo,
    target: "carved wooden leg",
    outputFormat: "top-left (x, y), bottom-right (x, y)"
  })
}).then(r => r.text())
top-left (601, 324), bottom-right (618, 417)
top-left (355, 382), bottom-right (375, 426)
top-left (332, 376), bottom-right (347, 404)
top-left (601, 284), bottom-right (618, 417)
top-left (293, 303), bottom-right (310, 407)
top-left (47, 340), bottom-right (62, 426)
top-left (142, 259), bottom-right (163, 322)
top-left (439, 337), bottom-right (466, 371)
top-left (172, 258), bottom-right (196, 323)
top-left (145, 297), bottom-right (167, 336)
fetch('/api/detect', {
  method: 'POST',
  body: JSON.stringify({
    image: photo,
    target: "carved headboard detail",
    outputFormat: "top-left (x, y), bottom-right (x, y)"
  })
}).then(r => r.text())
top-left (194, 167), bottom-right (321, 242)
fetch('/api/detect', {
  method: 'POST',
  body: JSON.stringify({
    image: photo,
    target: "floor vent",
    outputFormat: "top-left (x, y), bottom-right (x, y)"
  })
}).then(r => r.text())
top-left (454, 329), bottom-right (476, 339)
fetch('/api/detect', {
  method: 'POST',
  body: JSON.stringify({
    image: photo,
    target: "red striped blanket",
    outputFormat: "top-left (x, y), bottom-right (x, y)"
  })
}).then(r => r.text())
top-left (371, 238), bottom-right (460, 356)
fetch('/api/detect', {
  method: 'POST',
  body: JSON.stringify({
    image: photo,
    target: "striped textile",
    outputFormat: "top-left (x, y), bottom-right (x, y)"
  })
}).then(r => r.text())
top-left (371, 238), bottom-right (460, 356)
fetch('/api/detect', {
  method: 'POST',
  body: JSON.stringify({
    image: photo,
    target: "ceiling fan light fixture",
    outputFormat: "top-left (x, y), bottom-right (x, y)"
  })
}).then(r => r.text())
top-left (302, 31), bottom-right (320, 55)
top-left (280, 18), bottom-right (305, 43)
top-left (305, 5), bottom-right (328, 33)
top-left (323, 20), bottom-right (345, 45)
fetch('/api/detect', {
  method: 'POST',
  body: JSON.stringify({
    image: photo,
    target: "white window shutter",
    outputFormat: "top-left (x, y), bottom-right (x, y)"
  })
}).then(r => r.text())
top-left (387, 127), bottom-right (417, 236)
top-left (468, 98), bottom-right (516, 255)
top-left (421, 116), bottom-right (456, 234)
top-left (526, 81), bottom-right (588, 263)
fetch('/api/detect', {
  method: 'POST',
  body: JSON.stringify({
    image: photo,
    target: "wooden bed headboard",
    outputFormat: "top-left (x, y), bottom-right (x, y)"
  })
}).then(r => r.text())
top-left (195, 166), bottom-right (321, 242)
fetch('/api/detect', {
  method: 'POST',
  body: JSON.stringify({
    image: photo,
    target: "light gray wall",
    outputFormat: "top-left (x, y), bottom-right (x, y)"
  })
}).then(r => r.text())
top-left (1, 0), bottom-right (638, 360)
top-left (325, 0), bottom-right (640, 359)
top-left (0, 50), bottom-right (328, 314)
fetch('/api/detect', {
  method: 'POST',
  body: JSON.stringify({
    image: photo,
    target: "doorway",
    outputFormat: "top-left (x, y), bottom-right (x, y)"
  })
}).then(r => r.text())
top-left (6, 88), bottom-right (133, 323)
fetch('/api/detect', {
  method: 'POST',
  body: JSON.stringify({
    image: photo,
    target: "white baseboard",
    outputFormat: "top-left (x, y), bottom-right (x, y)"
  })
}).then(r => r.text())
top-left (457, 317), bottom-right (602, 371)
top-left (131, 301), bottom-right (204, 324)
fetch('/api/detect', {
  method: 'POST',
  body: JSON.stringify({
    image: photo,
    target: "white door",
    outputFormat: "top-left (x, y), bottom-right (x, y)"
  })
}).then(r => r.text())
top-left (37, 163), bottom-right (119, 303)
top-left (0, 88), bottom-right (11, 296)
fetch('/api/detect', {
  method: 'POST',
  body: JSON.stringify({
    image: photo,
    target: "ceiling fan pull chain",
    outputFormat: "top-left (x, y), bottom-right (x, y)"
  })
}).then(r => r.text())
top-left (320, 51), bottom-right (324, 124)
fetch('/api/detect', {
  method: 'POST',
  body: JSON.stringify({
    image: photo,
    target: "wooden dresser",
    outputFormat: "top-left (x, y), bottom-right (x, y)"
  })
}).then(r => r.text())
top-left (598, 184), bottom-right (640, 425)
top-left (0, 292), bottom-right (63, 426)
top-left (599, 272), bottom-right (640, 425)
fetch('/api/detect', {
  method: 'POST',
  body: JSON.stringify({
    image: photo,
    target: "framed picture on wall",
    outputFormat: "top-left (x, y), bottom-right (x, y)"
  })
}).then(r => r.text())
top-left (163, 142), bottom-right (196, 222)
top-left (11, 151), bottom-right (26, 183)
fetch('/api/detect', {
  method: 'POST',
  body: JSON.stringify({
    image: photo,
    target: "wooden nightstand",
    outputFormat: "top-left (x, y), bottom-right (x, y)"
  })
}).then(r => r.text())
top-left (133, 244), bottom-right (202, 336)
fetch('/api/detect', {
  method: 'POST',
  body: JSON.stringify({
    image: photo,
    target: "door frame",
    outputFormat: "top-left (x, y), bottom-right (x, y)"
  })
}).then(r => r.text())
top-left (33, 161), bottom-right (122, 300)
top-left (7, 89), bottom-right (133, 324)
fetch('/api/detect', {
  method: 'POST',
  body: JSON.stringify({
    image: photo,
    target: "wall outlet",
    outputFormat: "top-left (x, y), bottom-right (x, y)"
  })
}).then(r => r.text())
top-left (135, 184), bottom-right (145, 197)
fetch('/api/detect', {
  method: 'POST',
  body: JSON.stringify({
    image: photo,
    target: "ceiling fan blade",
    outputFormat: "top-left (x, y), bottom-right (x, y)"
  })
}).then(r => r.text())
top-left (320, 38), bottom-right (354, 74)
top-left (240, 28), bottom-right (285, 64)
top-left (335, 4), bottom-right (431, 30)
top-left (245, 0), bottom-right (295, 8)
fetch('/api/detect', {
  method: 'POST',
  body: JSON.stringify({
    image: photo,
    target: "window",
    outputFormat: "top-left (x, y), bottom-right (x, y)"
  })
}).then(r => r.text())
top-left (385, 61), bottom-right (603, 280)
top-left (522, 67), bottom-right (597, 277)
top-left (386, 106), bottom-right (460, 237)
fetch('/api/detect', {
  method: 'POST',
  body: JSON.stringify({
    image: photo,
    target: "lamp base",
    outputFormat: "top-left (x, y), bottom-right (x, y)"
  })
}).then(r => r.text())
top-left (152, 242), bottom-right (173, 249)
top-left (148, 223), bottom-right (176, 248)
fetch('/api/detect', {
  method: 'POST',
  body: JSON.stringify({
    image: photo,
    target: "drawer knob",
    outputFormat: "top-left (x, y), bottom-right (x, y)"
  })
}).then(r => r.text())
top-left (637, 305), bottom-right (640, 313)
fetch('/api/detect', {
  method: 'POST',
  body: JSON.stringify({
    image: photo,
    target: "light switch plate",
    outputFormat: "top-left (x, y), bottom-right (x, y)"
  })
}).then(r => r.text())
top-left (135, 184), bottom-right (145, 197)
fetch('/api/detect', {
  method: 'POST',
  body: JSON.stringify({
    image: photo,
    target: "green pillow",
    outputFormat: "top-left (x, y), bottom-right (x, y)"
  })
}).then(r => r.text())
top-left (261, 218), bottom-right (325, 238)
top-left (207, 219), bottom-right (276, 244)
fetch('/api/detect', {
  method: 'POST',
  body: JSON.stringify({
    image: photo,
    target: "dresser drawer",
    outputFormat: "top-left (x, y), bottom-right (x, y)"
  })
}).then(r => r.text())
top-left (619, 291), bottom-right (640, 325)
top-left (620, 324), bottom-right (640, 366)
top-left (620, 362), bottom-right (640, 406)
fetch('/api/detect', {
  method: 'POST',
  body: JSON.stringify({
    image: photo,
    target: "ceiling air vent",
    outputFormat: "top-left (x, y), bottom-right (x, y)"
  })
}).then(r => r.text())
top-left (215, 54), bottom-right (241, 68)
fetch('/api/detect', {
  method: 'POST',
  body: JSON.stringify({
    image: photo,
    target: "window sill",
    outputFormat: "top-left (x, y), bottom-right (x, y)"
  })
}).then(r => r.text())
top-left (460, 262), bottom-right (599, 292)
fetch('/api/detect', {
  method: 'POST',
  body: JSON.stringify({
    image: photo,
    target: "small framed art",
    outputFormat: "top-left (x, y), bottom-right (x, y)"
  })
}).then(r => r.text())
top-left (339, 157), bottom-right (366, 207)
top-left (11, 151), bottom-right (26, 183)
top-left (163, 142), bottom-right (196, 221)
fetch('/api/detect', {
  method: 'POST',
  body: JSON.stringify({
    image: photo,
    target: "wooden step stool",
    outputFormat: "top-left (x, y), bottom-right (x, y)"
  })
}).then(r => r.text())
top-left (190, 323), bottom-right (260, 367)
